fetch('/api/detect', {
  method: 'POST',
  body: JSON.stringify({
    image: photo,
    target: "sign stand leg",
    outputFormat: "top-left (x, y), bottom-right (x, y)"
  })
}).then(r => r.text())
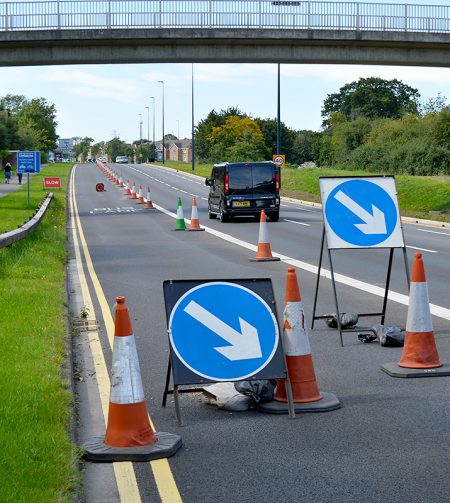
top-left (402, 246), bottom-right (410, 290)
top-left (380, 248), bottom-right (394, 324)
top-left (327, 248), bottom-right (344, 347)
top-left (173, 385), bottom-right (183, 427)
top-left (311, 226), bottom-right (326, 330)
top-left (27, 172), bottom-right (30, 206)
top-left (162, 358), bottom-right (172, 407)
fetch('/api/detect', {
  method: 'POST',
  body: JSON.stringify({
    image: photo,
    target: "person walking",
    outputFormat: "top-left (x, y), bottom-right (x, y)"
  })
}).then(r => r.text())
top-left (4, 162), bottom-right (11, 184)
top-left (17, 166), bottom-right (23, 185)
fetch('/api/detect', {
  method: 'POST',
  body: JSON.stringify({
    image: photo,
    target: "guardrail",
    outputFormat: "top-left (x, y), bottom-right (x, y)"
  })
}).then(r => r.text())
top-left (0, 1), bottom-right (448, 33)
top-left (0, 193), bottom-right (53, 248)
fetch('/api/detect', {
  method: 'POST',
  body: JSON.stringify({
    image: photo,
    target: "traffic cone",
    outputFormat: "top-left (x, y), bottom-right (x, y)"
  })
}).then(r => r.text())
top-left (250, 210), bottom-right (280, 262)
top-left (381, 253), bottom-right (450, 377)
top-left (145, 186), bottom-right (155, 209)
top-left (124, 179), bottom-right (131, 195)
top-left (82, 296), bottom-right (182, 461)
top-left (174, 197), bottom-right (186, 230)
top-left (137, 185), bottom-right (145, 204)
top-left (188, 197), bottom-right (205, 231)
top-left (259, 268), bottom-right (341, 414)
top-left (114, 172), bottom-right (120, 185)
top-left (131, 181), bottom-right (138, 199)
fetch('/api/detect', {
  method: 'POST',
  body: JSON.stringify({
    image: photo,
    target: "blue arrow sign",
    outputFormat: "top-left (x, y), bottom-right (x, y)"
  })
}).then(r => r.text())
top-left (169, 282), bottom-right (279, 381)
top-left (324, 179), bottom-right (400, 247)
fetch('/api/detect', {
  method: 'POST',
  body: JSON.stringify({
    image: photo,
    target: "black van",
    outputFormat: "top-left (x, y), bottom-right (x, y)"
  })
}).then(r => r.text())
top-left (205, 162), bottom-right (280, 222)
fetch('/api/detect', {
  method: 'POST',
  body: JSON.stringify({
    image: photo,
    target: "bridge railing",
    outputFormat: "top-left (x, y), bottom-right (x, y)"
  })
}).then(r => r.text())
top-left (0, 1), bottom-right (448, 33)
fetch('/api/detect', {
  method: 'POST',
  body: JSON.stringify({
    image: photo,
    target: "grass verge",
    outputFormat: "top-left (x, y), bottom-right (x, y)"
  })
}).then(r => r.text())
top-left (154, 161), bottom-right (450, 222)
top-left (0, 163), bottom-right (78, 502)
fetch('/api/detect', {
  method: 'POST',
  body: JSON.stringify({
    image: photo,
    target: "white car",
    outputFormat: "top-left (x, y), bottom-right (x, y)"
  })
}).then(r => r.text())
top-left (115, 156), bottom-right (128, 164)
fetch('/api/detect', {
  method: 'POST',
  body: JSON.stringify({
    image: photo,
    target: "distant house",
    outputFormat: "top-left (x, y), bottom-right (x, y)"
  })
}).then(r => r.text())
top-left (156, 138), bottom-right (192, 163)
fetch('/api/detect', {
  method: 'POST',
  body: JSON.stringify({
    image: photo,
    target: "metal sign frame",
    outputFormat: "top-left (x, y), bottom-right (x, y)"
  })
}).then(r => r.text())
top-left (162, 278), bottom-right (294, 424)
top-left (312, 176), bottom-right (410, 346)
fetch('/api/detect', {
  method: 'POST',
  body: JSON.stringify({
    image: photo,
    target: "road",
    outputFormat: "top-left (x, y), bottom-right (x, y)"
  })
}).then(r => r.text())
top-left (71, 162), bottom-right (450, 503)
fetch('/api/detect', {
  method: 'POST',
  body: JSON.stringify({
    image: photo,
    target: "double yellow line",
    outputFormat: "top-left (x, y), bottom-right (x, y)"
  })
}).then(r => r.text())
top-left (69, 165), bottom-right (182, 502)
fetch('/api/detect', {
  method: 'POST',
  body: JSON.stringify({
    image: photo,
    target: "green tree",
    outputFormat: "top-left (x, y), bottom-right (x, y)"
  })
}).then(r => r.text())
top-left (207, 116), bottom-right (269, 161)
top-left (17, 98), bottom-right (58, 152)
top-left (74, 137), bottom-right (94, 161)
top-left (195, 107), bottom-right (246, 162)
top-left (321, 77), bottom-right (420, 127)
top-left (254, 118), bottom-right (296, 160)
top-left (106, 137), bottom-right (129, 161)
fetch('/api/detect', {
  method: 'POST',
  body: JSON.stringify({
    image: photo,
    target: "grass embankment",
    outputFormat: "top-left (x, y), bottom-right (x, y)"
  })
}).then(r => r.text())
top-left (0, 163), bottom-right (78, 502)
top-left (157, 161), bottom-right (450, 222)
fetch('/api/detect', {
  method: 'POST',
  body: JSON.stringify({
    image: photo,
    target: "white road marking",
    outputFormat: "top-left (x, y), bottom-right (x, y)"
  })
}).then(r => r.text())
top-left (417, 228), bottom-right (450, 237)
top-left (284, 219), bottom-right (311, 227)
top-left (406, 245), bottom-right (437, 254)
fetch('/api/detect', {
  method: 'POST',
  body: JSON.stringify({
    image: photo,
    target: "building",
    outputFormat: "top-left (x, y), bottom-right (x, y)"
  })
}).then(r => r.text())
top-left (156, 138), bottom-right (192, 163)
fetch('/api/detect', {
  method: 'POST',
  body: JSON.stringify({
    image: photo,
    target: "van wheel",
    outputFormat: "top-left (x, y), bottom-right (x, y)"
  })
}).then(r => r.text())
top-left (270, 212), bottom-right (280, 222)
top-left (219, 203), bottom-right (228, 222)
top-left (208, 204), bottom-right (217, 219)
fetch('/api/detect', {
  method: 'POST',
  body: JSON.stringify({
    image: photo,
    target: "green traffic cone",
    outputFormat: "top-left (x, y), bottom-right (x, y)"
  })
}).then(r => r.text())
top-left (175, 197), bottom-right (186, 230)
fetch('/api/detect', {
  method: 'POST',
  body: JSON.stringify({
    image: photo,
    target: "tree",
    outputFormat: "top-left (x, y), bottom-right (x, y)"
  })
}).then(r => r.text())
top-left (207, 116), bottom-right (269, 161)
top-left (106, 137), bottom-right (129, 161)
top-left (255, 118), bottom-right (296, 160)
top-left (195, 107), bottom-right (246, 162)
top-left (17, 98), bottom-right (58, 151)
top-left (321, 77), bottom-right (420, 127)
top-left (73, 137), bottom-right (94, 161)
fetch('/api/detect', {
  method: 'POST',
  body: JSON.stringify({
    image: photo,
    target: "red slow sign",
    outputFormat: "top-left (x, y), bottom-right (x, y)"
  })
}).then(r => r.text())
top-left (43, 177), bottom-right (61, 189)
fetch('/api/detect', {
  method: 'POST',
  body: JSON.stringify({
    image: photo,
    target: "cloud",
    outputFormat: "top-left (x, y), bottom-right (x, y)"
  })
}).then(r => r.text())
top-left (40, 67), bottom-right (142, 103)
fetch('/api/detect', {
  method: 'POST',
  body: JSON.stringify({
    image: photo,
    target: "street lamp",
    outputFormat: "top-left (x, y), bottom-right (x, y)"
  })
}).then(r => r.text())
top-left (150, 96), bottom-right (155, 161)
top-left (139, 113), bottom-right (143, 163)
top-left (145, 106), bottom-right (150, 162)
top-left (191, 63), bottom-right (195, 171)
top-left (177, 119), bottom-right (180, 141)
top-left (157, 81), bottom-right (165, 164)
top-left (277, 63), bottom-right (281, 156)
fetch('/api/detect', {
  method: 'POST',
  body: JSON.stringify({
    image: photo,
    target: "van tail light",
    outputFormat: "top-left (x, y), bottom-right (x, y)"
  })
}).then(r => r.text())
top-left (224, 174), bottom-right (229, 193)
top-left (275, 172), bottom-right (280, 193)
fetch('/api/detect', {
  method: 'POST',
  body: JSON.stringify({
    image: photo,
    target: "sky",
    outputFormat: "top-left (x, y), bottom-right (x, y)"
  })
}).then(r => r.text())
top-left (0, 0), bottom-right (449, 145)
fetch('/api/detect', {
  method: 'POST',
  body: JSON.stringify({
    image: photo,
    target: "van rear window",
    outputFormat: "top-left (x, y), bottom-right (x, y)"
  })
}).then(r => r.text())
top-left (228, 166), bottom-right (252, 190)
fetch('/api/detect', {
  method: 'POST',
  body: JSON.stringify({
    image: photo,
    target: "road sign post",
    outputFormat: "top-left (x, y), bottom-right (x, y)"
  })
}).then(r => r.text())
top-left (311, 176), bottom-right (410, 346)
top-left (162, 278), bottom-right (294, 424)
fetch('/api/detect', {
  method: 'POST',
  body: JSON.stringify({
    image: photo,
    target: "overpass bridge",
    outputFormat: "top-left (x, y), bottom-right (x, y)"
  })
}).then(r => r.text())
top-left (0, 0), bottom-right (449, 67)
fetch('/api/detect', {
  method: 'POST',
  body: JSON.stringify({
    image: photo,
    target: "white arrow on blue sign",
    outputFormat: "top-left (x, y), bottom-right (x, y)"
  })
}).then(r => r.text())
top-left (169, 282), bottom-right (279, 381)
top-left (320, 177), bottom-right (404, 249)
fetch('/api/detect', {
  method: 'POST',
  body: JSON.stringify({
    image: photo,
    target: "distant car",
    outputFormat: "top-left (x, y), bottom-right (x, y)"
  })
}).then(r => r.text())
top-left (115, 156), bottom-right (128, 164)
top-left (62, 158), bottom-right (71, 163)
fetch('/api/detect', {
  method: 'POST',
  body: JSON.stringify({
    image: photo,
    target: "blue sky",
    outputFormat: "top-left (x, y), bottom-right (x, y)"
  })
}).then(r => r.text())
top-left (0, 0), bottom-right (449, 144)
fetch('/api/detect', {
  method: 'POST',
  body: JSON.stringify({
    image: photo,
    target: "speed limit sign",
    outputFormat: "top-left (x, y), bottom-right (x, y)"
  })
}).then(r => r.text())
top-left (273, 154), bottom-right (285, 167)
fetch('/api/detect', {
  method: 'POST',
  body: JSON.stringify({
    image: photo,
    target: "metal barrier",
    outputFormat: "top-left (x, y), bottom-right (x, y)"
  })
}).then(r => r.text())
top-left (0, 1), bottom-right (448, 33)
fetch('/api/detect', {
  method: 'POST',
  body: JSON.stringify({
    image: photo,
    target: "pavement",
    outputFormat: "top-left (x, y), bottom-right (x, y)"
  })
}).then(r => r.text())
top-left (0, 175), bottom-right (25, 197)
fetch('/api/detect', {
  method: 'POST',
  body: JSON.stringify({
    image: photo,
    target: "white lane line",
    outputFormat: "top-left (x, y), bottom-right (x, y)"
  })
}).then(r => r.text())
top-left (406, 245), bottom-right (437, 254)
top-left (284, 219), bottom-right (311, 227)
top-left (417, 229), bottom-right (450, 237)
top-left (296, 207), bottom-right (317, 212)
top-left (145, 199), bottom-right (450, 322)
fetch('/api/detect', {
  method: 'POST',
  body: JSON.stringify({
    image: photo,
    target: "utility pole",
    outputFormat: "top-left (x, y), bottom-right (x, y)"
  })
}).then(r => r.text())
top-left (191, 63), bottom-right (195, 171)
top-left (145, 106), bottom-right (150, 162)
top-left (158, 81), bottom-right (165, 164)
top-left (150, 96), bottom-right (155, 161)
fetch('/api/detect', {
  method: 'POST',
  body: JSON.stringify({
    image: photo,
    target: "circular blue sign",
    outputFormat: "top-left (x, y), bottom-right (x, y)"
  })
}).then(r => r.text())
top-left (169, 282), bottom-right (279, 381)
top-left (325, 179), bottom-right (398, 247)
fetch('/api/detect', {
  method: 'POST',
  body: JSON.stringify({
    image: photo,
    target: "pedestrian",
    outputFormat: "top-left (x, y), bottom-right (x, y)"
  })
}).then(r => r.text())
top-left (17, 167), bottom-right (22, 185)
top-left (4, 162), bottom-right (11, 184)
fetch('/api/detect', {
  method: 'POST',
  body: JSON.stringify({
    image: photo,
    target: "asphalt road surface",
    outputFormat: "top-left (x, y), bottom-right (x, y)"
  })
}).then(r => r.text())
top-left (71, 162), bottom-right (450, 503)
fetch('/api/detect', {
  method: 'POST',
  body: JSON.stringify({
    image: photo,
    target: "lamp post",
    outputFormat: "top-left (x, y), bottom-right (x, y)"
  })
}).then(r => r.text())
top-left (150, 96), bottom-right (155, 161)
top-left (191, 63), bottom-right (195, 171)
top-left (157, 81), bottom-right (165, 164)
top-left (139, 113), bottom-right (143, 163)
top-left (176, 119), bottom-right (180, 141)
top-left (277, 63), bottom-right (281, 156)
top-left (145, 106), bottom-right (150, 162)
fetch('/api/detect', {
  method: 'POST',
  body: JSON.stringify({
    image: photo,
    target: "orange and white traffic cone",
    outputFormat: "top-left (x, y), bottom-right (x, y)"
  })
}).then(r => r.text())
top-left (124, 179), bottom-right (131, 195)
top-left (145, 186), bottom-right (155, 209)
top-left (250, 210), bottom-right (280, 262)
top-left (114, 172), bottom-right (120, 185)
top-left (82, 296), bottom-right (182, 461)
top-left (131, 181), bottom-right (138, 199)
top-left (137, 185), bottom-right (145, 204)
top-left (381, 253), bottom-right (450, 377)
top-left (259, 268), bottom-right (341, 413)
top-left (188, 197), bottom-right (205, 231)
